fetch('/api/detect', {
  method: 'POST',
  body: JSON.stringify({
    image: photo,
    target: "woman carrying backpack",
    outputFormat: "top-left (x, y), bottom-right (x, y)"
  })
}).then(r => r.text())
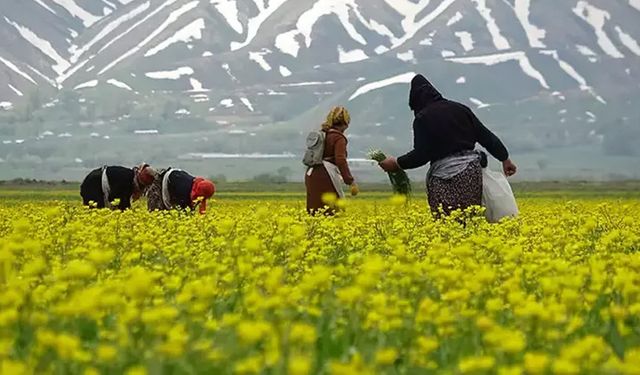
top-left (304, 106), bottom-right (358, 215)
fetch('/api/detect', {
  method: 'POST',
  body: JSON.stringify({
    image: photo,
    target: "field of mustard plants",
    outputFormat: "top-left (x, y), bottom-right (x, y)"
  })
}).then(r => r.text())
top-left (0, 193), bottom-right (639, 375)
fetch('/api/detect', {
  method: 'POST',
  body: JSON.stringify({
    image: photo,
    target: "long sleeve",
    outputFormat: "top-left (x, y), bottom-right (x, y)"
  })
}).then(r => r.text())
top-left (334, 136), bottom-right (354, 185)
top-left (470, 109), bottom-right (509, 162)
top-left (397, 119), bottom-right (430, 170)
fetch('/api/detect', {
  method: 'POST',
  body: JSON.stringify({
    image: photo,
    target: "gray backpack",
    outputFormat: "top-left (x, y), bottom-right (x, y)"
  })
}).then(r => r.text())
top-left (302, 130), bottom-right (326, 167)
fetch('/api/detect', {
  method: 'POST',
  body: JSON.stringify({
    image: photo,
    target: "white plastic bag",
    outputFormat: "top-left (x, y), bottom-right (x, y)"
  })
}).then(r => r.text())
top-left (481, 168), bottom-right (518, 223)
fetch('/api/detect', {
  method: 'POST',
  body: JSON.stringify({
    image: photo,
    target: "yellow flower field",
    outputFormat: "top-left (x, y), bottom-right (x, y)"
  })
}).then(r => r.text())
top-left (0, 195), bottom-right (639, 374)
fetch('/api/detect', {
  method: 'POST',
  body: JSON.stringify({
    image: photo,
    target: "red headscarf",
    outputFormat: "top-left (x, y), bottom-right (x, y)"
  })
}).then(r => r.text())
top-left (190, 177), bottom-right (215, 214)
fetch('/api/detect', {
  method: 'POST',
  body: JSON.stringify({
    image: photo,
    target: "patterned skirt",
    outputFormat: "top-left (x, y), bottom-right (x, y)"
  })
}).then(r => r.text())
top-left (427, 160), bottom-right (482, 216)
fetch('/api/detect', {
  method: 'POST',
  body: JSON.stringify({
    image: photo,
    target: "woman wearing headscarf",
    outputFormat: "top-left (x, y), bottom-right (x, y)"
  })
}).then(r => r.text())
top-left (80, 164), bottom-right (156, 210)
top-left (379, 74), bottom-right (517, 216)
top-left (305, 106), bottom-right (359, 215)
top-left (146, 168), bottom-right (215, 214)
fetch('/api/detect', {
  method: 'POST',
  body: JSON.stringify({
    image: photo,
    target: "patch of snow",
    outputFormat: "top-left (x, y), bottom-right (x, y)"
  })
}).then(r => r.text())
top-left (274, 30), bottom-right (300, 57)
top-left (134, 129), bottom-right (159, 134)
top-left (387, 0), bottom-right (456, 51)
top-left (631, 0), bottom-right (640, 11)
top-left (469, 97), bottom-right (491, 109)
top-left (396, 50), bottom-right (415, 62)
top-left (447, 11), bottom-right (463, 26)
top-left (0, 102), bottom-right (13, 110)
top-left (441, 50), bottom-right (455, 58)
top-left (2, 140), bottom-right (12, 144)
top-left (58, 132), bottom-right (72, 138)
top-left (103, 7), bottom-right (112, 15)
top-left (231, 0), bottom-right (289, 50)
top-left (189, 77), bottom-right (209, 92)
top-left (75, 158), bottom-right (83, 163)
top-left (219, 98), bottom-right (234, 108)
top-left (74, 80), bottom-right (98, 90)
top-left (454, 31), bottom-right (475, 52)
top-left (8, 84), bottom-right (23, 97)
top-left (4, 17), bottom-right (70, 75)
top-left (511, 0), bottom-right (546, 48)
top-left (106, 78), bottom-right (132, 91)
top-left (456, 76), bottom-right (466, 84)
top-left (222, 63), bottom-right (238, 81)
top-left (240, 97), bottom-right (254, 111)
top-left (614, 26), bottom-right (640, 56)
top-left (34, 0), bottom-right (57, 14)
top-left (86, 65), bottom-right (95, 72)
top-left (145, 67), bottom-right (194, 80)
top-left (228, 129), bottom-right (247, 135)
top-left (249, 49), bottom-right (272, 71)
top-left (357, 77), bottom-right (366, 82)
top-left (41, 130), bottom-right (54, 136)
top-left (273, 0), bottom-right (371, 56)
top-left (349, 72), bottom-right (415, 101)
top-left (280, 81), bottom-right (334, 87)
top-left (551, 91), bottom-right (566, 101)
top-left (540, 50), bottom-right (605, 103)
top-left (626, 68), bottom-right (631, 75)
top-left (145, 18), bottom-right (205, 57)
top-left (175, 109), bottom-right (190, 115)
top-left (267, 89), bottom-right (287, 96)
top-left (99, 1), bottom-right (199, 75)
top-left (471, 0), bottom-right (510, 50)
top-left (585, 111), bottom-right (596, 119)
top-left (49, 0), bottom-right (101, 27)
top-left (57, 58), bottom-right (90, 84)
top-left (448, 52), bottom-right (549, 89)
top-left (375, 45), bottom-right (390, 54)
top-left (576, 44), bottom-right (597, 56)
top-left (103, 135), bottom-right (110, 139)
top-left (98, 0), bottom-right (176, 56)
top-left (26, 65), bottom-right (53, 86)
top-left (74, 3), bottom-right (151, 62)
top-left (419, 38), bottom-right (432, 46)
top-left (202, 51), bottom-right (213, 57)
top-left (573, 1), bottom-right (624, 58)
top-left (211, 0), bottom-right (243, 34)
top-left (279, 66), bottom-right (292, 77)
top-left (90, 132), bottom-right (100, 137)
top-left (338, 46), bottom-right (369, 63)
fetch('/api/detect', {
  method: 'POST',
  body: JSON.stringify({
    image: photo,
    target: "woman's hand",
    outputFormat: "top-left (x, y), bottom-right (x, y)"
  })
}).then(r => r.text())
top-left (379, 157), bottom-right (400, 172)
top-left (350, 183), bottom-right (359, 196)
top-left (502, 159), bottom-right (517, 177)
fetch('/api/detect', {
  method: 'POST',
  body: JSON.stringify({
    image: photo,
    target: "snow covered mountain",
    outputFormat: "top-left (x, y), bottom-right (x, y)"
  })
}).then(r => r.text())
top-left (0, 0), bottom-right (639, 180)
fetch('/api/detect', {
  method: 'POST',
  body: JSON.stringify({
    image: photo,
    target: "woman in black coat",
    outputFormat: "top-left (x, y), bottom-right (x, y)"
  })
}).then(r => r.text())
top-left (80, 164), bottom-right (156, 210)
top-left (146, 168), bottom-right (215, 214)
top-left (379, 74), bottom-right (517, 215)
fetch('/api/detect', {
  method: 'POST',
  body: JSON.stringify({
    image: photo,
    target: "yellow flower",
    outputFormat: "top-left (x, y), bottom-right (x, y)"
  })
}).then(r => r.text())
top-left (289, 323), bottom-right (317, 345)
top-left (458, 356), bottom-right (496, 374)
top-left (524, 352), bottom-right (550, 374)
top-left (96, 345), bottom-right (118, 361)
top-left (288, 355), bottom-right (312, 375)
top-left (125, 366), bottom-right (147, 375)
top-left (375, 348), bottom-right (399, 366)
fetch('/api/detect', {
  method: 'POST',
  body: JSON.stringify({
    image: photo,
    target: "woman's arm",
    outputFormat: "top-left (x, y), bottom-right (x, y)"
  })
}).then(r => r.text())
top-left (469, 108), bottom-right (517, 176)
top-left (396, 119), bottom-right (430, 170)
top-left (469, 108), bottom-right (509, 161)
top-left (334, 136), bottom-right (354, 185)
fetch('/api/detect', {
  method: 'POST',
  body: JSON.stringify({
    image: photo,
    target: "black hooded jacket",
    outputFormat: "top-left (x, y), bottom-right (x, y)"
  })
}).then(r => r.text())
top-left (397, 74), bottom-right (509, 170)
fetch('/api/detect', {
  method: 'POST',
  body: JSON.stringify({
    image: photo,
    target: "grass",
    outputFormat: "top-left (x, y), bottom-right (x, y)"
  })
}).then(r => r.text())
top-left (0, 180), bottom-right (639, 202)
